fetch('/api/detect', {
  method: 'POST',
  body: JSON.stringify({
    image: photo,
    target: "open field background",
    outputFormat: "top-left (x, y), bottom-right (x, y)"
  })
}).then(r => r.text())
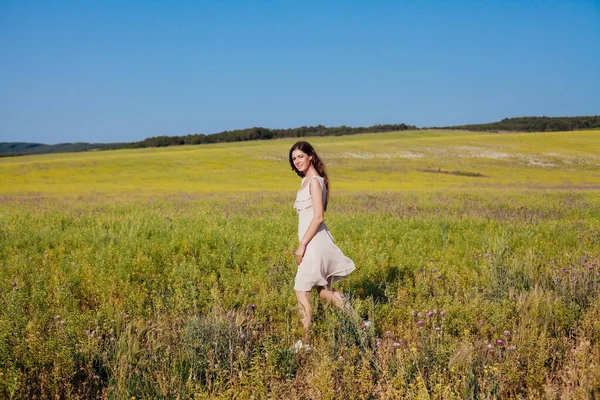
top-left (1, 130), bottom-right (600, 398)
top-left (2, 129), bottom-right (600, 197)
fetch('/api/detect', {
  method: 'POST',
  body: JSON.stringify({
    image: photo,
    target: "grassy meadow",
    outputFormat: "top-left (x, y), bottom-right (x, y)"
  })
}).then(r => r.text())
top-left (1, 129), bottom-right (600, 399)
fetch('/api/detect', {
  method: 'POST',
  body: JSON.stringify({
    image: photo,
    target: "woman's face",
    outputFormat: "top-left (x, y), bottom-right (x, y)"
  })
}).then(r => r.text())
top-left (291, 149), bottom-right (312, 175)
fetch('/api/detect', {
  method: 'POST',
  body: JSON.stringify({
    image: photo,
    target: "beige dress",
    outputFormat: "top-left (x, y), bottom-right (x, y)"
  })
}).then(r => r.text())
top-left (294, 175), bottom-right (355, 291)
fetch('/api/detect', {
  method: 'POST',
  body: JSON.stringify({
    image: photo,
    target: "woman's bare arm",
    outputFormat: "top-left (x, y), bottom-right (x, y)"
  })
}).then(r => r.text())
top-left (295, 177), bottom-right (325, 264)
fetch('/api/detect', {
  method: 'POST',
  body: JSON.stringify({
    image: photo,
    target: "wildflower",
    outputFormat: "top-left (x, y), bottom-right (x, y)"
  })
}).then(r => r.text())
top-left (92, 375), bottom-right (100, 380)
top-left (433, 309), bottom-right (438, 314)
top-left (497, 339), bottom-right (504, 345)
top-left (437, 273), bottom-right (443, 279)
top-left (11, 281), bottom-right (17, 287)
top-left (392, 342), bottom-right (401, 349)
top-left (362, 320), bottom-right (372, 328)
top-left (507, 345), bottom-right (517, 351)
top-left (417, 312), bottom-right (422, 317)
top-left (293, 340), bottom-right (303, 353)
top-left (240, 333), bottom-right (247, 340)
top-left (479, 319), bottom-right (484, 325)
top-left (440, 311), bottom-right (445, 317)
top-left (503, 330), bottom-right (510, 337)
top-left (487, 344), bottom-right (494, 350)
top-left (427, 312), bottom-right (433, 318)
top-left (384, 331), bottom-right (391, 337)
top-left (411, 310), bottom-right (417, 317)
top-left (562, 268), bottom-right (569, 274)
top-left (376, 338), bottom-right (382, 347)
top-left (435, 327), bottom-right (441, 332)
top-left (417, 320), bottom-right (424, 327)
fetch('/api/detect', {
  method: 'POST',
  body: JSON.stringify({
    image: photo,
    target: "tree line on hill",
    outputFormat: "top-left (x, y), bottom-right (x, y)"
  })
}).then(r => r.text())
top-left (431, 116), bottom-right (600, 132)
top-left (123, 123), bottom-right (415, 149)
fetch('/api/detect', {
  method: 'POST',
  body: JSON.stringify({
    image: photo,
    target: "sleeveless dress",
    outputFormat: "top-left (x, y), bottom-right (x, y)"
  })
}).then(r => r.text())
top-left (294, 175), bottom-right (356, 291)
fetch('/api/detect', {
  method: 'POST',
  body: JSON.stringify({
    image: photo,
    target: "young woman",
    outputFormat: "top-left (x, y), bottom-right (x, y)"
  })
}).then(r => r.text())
top-left (289, 141), bottom-right (357, 342)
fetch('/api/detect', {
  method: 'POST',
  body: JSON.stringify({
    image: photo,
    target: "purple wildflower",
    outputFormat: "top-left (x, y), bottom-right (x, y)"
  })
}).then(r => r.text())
top-left (440, 311), bottom-right (445, 317)
top-left (240, 333), bottom-right (247, 340)
top-left (497, 339), bottom-right (504, 345)
top-left (417, 320), bottom-right (424, 327)
top-left (427, 312), bottom-right (433, 318)
top-left (503, 330), bottom-right (510, 337)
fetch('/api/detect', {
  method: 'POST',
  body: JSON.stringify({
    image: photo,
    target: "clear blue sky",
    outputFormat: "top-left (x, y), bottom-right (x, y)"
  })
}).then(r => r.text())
top-left (1, 0), bottom-right (599, 144)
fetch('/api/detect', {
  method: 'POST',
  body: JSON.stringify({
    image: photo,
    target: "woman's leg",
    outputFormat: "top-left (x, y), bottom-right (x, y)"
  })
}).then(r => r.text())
top-left (317, 283), bottom-right (361, 324)
top-left (295, 290), bottom-right (312, 341)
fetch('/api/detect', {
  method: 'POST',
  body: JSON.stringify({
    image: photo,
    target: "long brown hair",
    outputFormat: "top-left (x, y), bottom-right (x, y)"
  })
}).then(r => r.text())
top-left (289, 141), bottom-right (330, 210)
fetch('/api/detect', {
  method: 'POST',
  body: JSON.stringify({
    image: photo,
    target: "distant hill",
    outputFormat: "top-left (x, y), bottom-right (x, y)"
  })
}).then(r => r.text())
top-left (431, 116), bottom-right (600, 132)
top-left (0, 123), bottom-right (415, 157)
top-left (3, 116), bottom-right (599, 157)
top-left (0, 142), bottom-right (122, 157)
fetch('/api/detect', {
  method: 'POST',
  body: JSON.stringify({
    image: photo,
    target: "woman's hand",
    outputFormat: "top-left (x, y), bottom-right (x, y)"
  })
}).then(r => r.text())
top-left (295, 243), bottom-right (306, 265)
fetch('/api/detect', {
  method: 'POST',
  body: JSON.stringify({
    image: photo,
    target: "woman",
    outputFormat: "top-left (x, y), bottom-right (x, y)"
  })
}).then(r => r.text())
top-left (289, 141), bottom-right (357, 343)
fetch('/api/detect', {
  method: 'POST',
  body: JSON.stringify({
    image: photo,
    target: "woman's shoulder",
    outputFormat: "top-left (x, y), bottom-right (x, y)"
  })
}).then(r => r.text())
top-left (309, 175), bottom-right (325, 190)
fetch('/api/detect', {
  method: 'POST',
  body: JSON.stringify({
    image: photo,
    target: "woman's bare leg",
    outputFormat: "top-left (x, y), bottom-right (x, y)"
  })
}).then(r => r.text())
top-left (295, 290), bottom-right (312, 342)
top-left (317, 283), bottom-right (361, 325)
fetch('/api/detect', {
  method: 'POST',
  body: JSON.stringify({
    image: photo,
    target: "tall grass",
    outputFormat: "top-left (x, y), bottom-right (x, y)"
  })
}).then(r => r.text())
top-left (1, 191), bottom-right (599, 398)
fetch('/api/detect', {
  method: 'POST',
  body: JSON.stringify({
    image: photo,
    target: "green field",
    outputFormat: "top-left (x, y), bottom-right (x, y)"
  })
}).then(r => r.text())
top-left (1, 130), bottom-right (600, 398)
